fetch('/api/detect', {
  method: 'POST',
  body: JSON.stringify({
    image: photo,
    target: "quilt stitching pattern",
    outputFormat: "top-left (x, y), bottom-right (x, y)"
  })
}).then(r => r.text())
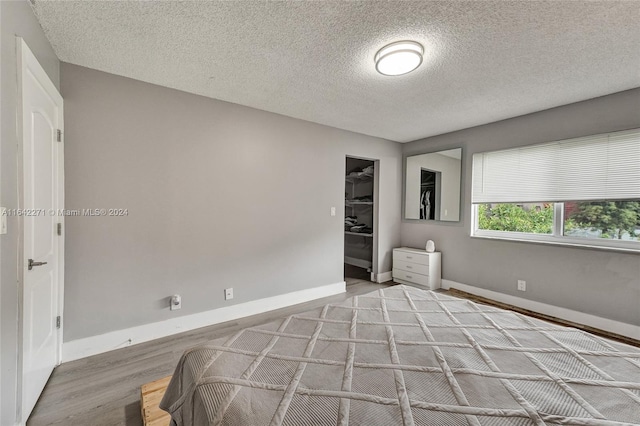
top-left (161, 285), bottom-right (640, 425)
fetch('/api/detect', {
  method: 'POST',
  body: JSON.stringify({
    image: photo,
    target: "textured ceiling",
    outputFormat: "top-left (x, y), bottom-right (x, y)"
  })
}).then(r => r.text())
top-left (31, 1), bottom-right (640, 143)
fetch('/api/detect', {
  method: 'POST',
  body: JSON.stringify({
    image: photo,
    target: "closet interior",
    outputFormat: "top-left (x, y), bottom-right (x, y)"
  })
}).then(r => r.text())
top-left (420, 169), bottom-right (438, 220)
top-left (344, 157), bottom-right (375, 281)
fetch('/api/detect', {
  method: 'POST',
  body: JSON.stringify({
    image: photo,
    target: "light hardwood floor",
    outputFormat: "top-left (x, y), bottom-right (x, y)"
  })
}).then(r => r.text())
top-left (27, 278), bottom-right (388, 426)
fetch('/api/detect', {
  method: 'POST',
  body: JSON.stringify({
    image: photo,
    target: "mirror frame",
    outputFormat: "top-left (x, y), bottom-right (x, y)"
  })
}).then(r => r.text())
top-left (402, 147), bottom-right (464, 224)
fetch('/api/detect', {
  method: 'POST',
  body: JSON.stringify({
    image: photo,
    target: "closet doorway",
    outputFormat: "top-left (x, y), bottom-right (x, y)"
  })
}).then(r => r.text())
top-left (420, 168), bottom-right (441, 220)
top-left (344, 156), bottom-right (378, 283)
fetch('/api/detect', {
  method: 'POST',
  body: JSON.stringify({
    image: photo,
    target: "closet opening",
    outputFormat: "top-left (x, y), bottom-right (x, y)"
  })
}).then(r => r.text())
top-left (344, 156), bottom-right (378, 283)
top-left (420, 168), bottom-right (442, 220)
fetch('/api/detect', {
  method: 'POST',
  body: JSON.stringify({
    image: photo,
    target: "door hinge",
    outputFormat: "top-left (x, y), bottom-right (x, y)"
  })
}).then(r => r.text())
top-left (57, 222), bottom-right (62, 236)
top-left (56, 316), bottom-right (61, 329)
top-left (56, 129), bottom-right (62, 142)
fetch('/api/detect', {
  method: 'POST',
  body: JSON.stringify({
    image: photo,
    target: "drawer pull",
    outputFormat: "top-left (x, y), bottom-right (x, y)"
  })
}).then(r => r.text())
top-left (406, 256), bottom-right (413, 259)
top-left (406, 265), bottom-right (412, 269)
top-left (406, 275), bottom-right (413, 279)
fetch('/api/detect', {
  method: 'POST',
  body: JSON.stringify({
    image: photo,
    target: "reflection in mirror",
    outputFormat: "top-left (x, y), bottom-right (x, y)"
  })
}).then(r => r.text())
top-left (405, 148), bottom-right (462, 222)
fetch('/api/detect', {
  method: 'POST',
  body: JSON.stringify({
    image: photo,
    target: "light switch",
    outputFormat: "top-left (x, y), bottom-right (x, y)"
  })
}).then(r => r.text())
top-left (330, 207), bottom-right (336, 217)
top-left (0, 207), bottom-right (7, 235)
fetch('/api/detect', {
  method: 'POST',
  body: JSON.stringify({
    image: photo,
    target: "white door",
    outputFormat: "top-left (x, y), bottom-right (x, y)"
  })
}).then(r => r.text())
top-left (18, 38), bottom-right (64, 422)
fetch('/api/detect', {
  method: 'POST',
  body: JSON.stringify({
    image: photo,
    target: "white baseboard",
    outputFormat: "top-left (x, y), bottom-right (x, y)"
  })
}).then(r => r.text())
top-left (62, 281), bottom-right (346, 362)
top-left (441, 279), bottom-right (640, 341)
top-left (376, 271), bottom-right (393, 283)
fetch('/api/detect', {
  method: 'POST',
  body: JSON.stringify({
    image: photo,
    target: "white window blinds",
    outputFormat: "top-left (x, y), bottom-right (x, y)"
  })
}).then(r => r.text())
top-left (472, 128), bottom-right (640, 204)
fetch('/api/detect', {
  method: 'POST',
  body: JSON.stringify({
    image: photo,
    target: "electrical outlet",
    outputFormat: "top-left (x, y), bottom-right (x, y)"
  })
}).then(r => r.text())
top-left (225, 288), bottom-right (234, 300)
top-left (330, 207), bottom-right (336, 217)
top-left (170, 294), bottom-right (182, 310)
top-left (517, 280), bottom-right (526, 291)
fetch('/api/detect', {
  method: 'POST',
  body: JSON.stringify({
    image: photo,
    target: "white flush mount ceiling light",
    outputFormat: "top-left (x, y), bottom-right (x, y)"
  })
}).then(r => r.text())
top-left (375, 41), bottom-right (424, 76)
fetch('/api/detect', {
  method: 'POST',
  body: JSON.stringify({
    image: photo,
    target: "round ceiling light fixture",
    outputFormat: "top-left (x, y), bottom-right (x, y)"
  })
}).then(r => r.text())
top-left (374, 40), bottom-right (424, 76)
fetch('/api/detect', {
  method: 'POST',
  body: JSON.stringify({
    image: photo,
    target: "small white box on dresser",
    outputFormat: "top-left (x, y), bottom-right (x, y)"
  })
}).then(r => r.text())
top-left (392, 247), bottom-right (441, 290)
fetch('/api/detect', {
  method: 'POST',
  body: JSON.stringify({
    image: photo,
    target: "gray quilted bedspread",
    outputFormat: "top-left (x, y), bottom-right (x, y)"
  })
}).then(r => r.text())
top-left (160, 285), bottom-right (640, 425)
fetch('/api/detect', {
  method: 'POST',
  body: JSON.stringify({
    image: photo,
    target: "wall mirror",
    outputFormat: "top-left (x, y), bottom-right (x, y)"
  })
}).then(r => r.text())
top-left (404, 148), bottom-right (462, 222)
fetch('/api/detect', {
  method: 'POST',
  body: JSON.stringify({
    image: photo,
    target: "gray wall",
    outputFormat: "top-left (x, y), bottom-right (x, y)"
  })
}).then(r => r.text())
top-left (61, 63), bottom-right (402, 342)
top-left (1, 4), bottom-right (3, 420)
top-left (401, 88), bottom-right (640, 327)
top-left (1, 1), bottom-right (60, 424)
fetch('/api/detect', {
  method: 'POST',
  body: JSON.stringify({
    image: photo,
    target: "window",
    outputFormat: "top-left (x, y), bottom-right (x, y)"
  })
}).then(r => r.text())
top-left (477, 203), bottom-right (554, 234)
top-left (564, 200), bottom-right (640, 242)
top-left (471, 129), bottom-right (640, 252)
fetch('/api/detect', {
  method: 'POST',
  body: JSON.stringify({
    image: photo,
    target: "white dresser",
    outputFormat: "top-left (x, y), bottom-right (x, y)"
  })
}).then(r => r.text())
top-left (392, 247), bottom-right (441, 290)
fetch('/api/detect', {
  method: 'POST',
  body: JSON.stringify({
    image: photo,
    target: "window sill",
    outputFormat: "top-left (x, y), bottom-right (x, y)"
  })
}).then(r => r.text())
top-left (470, 232), bottom-right (640, 255)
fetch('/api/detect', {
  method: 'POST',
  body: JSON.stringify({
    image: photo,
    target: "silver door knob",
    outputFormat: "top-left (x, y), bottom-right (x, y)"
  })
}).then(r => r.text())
top-left (28, 259), bottom-right (48, 270)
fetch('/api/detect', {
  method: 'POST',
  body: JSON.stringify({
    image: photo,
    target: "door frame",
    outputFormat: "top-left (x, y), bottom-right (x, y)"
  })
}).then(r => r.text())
top-left (16, 37), bottom-right (65, 423)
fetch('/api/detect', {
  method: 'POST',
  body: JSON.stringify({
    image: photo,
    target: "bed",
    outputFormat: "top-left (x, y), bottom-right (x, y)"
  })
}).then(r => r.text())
top-left (160, 285), bottom-right (640, 425)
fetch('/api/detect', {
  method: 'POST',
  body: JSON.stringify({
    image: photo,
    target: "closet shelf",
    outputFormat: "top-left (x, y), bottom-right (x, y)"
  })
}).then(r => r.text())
top-left (345, 231), bottom-right (373, 237)
top-left (345, 200), bottom-right (374, 205)
top-left (344, 256), bottom-right (372, 269)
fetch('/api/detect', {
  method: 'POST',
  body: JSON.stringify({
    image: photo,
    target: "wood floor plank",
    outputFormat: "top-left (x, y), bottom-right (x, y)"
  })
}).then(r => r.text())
top-left (27, 278), bottom-right (387, 426)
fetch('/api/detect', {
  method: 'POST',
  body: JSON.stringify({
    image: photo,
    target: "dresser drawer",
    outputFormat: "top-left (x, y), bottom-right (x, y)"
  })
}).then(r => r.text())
top-left (393, 259), bottom-right (429, 276)
top-left (392, 268), bottom-right (430, 287)
top-left (393, 250), bottom-right (429, 265)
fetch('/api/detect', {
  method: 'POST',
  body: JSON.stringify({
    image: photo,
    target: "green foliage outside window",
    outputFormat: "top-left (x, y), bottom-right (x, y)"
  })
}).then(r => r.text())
top-left (478, 203), bottom-right (553, 234)
top-left (566, 201), bottom-right (640, 240)
top-left (478, 201), bottom-right (640, 240)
